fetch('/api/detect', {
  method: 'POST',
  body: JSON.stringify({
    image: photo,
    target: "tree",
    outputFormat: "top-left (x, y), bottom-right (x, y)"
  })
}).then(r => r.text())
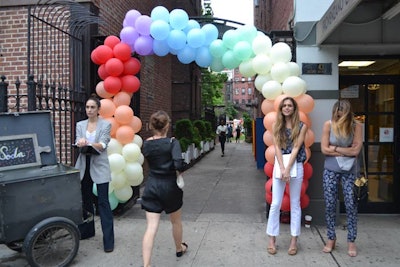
top-left (200, 69), bottom-right (228, 111)
top-left (225, 101), bottom-right (238, 121)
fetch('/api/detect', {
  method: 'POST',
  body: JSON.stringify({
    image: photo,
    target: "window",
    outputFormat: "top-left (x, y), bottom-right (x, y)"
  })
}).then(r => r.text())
top-left (248, 99), bottom-right (252, 104)
top-left (235, 88), bottom-right (239, 95)
top-left (241, 88), bottom-right (245, 95)
top-left (248, 88), bottom-right (252, 95)
top-left (242, 99), bottom-right (246, 104)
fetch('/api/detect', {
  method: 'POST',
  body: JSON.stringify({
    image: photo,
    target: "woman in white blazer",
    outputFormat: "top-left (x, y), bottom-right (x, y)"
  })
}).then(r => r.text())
top-left (75, 95), bottom-right (114, 253)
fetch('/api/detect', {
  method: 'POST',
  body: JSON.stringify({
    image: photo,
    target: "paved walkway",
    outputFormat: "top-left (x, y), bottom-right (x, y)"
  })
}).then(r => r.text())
top-left (1, 141), bottom-right (400, 267)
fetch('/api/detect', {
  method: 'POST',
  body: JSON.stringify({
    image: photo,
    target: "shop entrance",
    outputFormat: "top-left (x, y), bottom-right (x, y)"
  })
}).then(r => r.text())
top-left (339, 74), bottom-right (400, 213)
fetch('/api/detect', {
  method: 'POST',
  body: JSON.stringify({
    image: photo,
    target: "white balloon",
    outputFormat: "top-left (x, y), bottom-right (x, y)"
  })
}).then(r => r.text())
top-left (270, 42), bottom-right (292, 63)
top-left (252, 54), bottom-right (272, 75)
top-left (287, 62), bottom-right (300, 76)
top-left (262, 80), bottom-right (283, 100)
top-left (270, 62), bottom-right (291, 83)
top-left (282, 76), bottom-right (307, 97)
top-left (111, 171), bottom-right (127, 190)
top-left (137, 153), bottom-right (145, 165)
top-left (254, 74), bottom-right (272, 92)
top-left (108, 153), bottom-right (126, 173)
top-left (122, 143), bottom-right (141, 162)
top-left (239, 59), bottom-right (257, 78)
top-left (252, 35), bottom-right (272, 55)
top-left (124, 162), bottom-right (143, 186)
top-left (107, 138), bottom-right (123, 155)
top-left (133, 134), bottom-right (143, 147)
top-left (114, 186), bottom-right (133, 202)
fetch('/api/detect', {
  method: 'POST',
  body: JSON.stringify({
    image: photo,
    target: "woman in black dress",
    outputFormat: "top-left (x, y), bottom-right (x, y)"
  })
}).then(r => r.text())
top-left (141, 111), bottom-right (187, 267)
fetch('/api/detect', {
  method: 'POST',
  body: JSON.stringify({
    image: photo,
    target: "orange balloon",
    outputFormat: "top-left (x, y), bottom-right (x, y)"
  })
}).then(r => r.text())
top-left (113, 92), bottom-right (132, 107)
top-left (114, 105), bottom-right (133, 125)
top-left (273, 94), bottom-right (289, 111)
top-left (104, 117), bottom-right (120, 137)
top-left (263, 130), bottom-right (274, 146)
top-left (96, 81), bottom-right (114, 99)
top-left (265, 145), bottom-right (275, 164)
top-left (305, 147), bottom-right (311, 163)
top-left (116, 125), bottom-right (135, 144)
top-left (263, 111), bottom-right (277, 132)
top-left (295, 93), bottom-right (314, 114)
top-left (261, 99), bottom-right (275, 115)
top-left (305, 129), bottom-right (315, 147)
top-left (99, 98), bottom-right (116, 118)
top-left (129, 116), bottom-right (142, 133)
top-left (299, 111), bottom-right (311, 128)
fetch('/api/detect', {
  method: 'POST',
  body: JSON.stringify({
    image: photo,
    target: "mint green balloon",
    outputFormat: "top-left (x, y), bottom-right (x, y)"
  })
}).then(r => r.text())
top-left (209, 39), bottom-right (226, 58)
top-left (222, 50), bottom-right (241, 69)
top-left (222, 29), bottom-right (239, 50)
top-left (233, 41), bottom-right (252, 61)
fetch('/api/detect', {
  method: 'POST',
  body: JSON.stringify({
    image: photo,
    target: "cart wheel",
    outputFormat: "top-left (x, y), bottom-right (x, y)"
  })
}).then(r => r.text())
top-left (6, 241), bottom-right (23, 252)
top-left (23, 217), bottom-right (80, 267)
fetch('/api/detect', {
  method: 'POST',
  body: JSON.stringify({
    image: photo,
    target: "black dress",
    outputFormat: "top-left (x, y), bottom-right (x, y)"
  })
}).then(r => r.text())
top-left (141, 138), bottom-right (184, 214)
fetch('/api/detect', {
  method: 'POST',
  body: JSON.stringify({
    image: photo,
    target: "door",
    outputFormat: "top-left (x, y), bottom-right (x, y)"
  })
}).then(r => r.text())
top-left (339, 75), bottom-right (400, 213)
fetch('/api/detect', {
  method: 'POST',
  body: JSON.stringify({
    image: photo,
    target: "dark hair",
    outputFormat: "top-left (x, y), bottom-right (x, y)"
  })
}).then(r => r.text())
top-left (87, 94), bottom-right (101, 108)
top-left (149, 110), bottom-right (170, 131)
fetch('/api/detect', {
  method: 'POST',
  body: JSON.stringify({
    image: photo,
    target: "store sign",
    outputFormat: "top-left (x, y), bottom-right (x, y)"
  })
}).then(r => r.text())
top-left (302, 63), bottom-right (332, 75)
top-left (0, 134), bottom-right (41, 171)
top-left (316, 0), bottom-right (362, 44)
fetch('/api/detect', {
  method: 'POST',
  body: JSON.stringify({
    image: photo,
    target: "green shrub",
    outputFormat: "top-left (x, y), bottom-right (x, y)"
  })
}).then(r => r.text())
top-left (203, 120), bottom-right (215, 141)
top-left (175, 119), bottom-right (194, 140)
top-left (193, 120), bottom-right (207, 140)
top-left (178, 137), bottom-right (191, 152)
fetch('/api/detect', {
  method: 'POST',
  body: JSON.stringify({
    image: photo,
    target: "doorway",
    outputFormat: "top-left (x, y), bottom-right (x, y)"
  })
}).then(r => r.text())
top-left (339, 75), bottom-right (400, 213)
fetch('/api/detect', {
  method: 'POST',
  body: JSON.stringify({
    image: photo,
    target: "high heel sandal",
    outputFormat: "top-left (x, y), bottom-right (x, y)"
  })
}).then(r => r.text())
top-left (288, 237), bottom-right (298, 256)
top-left (348, 242), bottom-right (357, 257)
top-left (322, 239), bottom-right (336, 253)
top-left (176, 242), bottom-right (188, 257)
top-left (267, 236), bottom-right (277, 255)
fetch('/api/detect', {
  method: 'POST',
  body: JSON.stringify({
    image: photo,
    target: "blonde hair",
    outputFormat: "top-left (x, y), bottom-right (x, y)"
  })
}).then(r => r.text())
top-left (331, 99), bottom-right (354, 138)
top-left (149, 110), bottom-right (170, 135)
top-left (273, 97), bottom-right (301, 149)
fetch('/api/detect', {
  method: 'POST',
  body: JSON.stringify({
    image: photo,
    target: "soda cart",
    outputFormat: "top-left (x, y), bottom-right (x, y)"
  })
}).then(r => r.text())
top-left (0, 111), bottom-right (82, 267)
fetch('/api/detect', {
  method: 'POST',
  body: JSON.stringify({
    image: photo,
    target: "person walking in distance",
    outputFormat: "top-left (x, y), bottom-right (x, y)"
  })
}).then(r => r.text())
top-left (141, 111), bottom-right (187, 267)
top-left (216, 119), bottom-right (227, 156)
top-left (321, 100), bottom-right (362, 257)
top-left (235, 124), bottom-right (241, 143)
top-left (266, 97), bottom-right (307, 256)
top-left (75, 94), bottom-right (114, 253)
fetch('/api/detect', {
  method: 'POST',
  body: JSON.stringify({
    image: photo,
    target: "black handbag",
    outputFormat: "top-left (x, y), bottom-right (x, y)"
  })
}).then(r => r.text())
top-left (354, 147), bottom-right (368, 202)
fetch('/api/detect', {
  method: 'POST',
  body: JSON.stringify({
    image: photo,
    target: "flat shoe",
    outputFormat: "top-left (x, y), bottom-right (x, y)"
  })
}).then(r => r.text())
top-left (267, 246), bottom-right (276, 255)
top-left (288, 247), bottom-right (297, 255)
top-left (176, 242), bottom-right (188, 257)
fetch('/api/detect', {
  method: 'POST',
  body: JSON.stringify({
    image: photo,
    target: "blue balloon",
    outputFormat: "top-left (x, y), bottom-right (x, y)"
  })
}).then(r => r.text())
top-left (153, 39), bottom-right (170, 56)
top-left (183, 19), bottom-right (200, 34)
top-left (150, 6), bottom-right (169, 22)
top-left (169, 9), bottom-right (189, 30)
top-left (167, 29), bottom-right (186, 50)
top-left (187, 28), bottom-right (205, 48)
top-left (195, 46), bottom-right (213, 68)
top-left (177, 45), bottom-right (196, 64)
top-left (202, 24), bottom-right (219, 45)
top-left (150, 20), bottom-right (170, 40)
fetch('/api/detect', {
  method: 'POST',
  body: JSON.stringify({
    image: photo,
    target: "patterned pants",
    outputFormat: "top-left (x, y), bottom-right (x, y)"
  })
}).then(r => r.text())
top-left (322, 169), bottom-right (358, 242)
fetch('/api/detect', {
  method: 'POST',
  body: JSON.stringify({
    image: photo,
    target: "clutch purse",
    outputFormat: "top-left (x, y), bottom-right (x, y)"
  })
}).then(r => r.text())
top-left (176, 174), bottom-right (184, 189)
top-left (273, 154), bottom-right (297, 178)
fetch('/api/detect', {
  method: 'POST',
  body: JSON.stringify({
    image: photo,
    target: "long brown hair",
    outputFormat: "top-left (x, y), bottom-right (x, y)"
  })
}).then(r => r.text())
top-left (273, 97), bottom-right (301, 149)
top-left (331, 99), bottom-right (354, 138)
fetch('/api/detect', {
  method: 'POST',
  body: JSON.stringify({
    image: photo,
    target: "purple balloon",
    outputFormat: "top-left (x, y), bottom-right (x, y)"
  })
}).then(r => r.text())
top-left (124, 10), bottom-right (141, 27)
top-left (120, 26), bottom-right (139, 45)
top-left (134, 36), bottom-right (154, 55)
top-left (135, 15), bottom-right (152, 36)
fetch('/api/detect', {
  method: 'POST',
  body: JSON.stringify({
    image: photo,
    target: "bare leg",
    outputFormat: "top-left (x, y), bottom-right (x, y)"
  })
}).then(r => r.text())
top-left (169, 209), bottom-right (184, 252)
top-left (142, 211), bottom-right (161, 267)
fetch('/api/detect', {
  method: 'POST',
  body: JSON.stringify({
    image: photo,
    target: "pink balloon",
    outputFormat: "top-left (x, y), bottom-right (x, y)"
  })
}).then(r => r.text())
top-left (295, 93), bottom-right (315, 114)
top-left (263, 130), bottom-right (274, 146)
top-left (264, 145), bottom-right (275, 164)
top-left (95, 81), bottom-right (114, 99)
top-left (261, 99), bottom-right (274, 115)
top-left (263, 111), bottom-right (277, 132)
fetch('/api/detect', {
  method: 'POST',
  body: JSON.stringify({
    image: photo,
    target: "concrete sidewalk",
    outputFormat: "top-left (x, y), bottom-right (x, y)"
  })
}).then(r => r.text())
top-left (1, 141), bottom-right (400, 267)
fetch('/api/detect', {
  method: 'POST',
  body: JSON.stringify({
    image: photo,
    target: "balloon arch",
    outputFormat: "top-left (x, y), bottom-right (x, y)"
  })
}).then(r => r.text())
top-left (91, 6), bottom-right (315, 209)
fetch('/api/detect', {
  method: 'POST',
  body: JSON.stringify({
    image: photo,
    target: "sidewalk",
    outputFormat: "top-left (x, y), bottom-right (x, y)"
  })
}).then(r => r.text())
top-left (1, 141), bottom-right (400, 267)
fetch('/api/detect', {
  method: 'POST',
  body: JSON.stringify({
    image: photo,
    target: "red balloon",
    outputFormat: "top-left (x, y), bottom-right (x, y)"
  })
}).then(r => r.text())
top-left (123, 58), bottom-right (141, 75)
top-left (104, 35), bottom-right (120, 49)
top-left (284, 183), bottom-right (290, 195)
top-left (265, 178), bottom-right (273, 195)
top-left (121, 75), bottom-right (140, 93)
top-left (300, 193), bottom-right (310, 209)
top-left (303, 162), bottom-right (313, 180)
top-left (104, 76), bottom-right (121, 94)
top-left (105, 58), bottom-right (124, 77)
top-left (93, 45), bottom-right (113, 65)
top-left (265, 192), bottom-right (272, 204)
top-left (91, 49), bottom-right (102, 65)
top-left (113, 43), bottom-right (132, 62)
top-left (264, 162), bottom-right (274, 178)
top-left (301, 180), bottom-right (309, 196)
top-left (98, 64), bottom-right (109, 80)
top-left (281, 194), bottom-right (290, 211)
